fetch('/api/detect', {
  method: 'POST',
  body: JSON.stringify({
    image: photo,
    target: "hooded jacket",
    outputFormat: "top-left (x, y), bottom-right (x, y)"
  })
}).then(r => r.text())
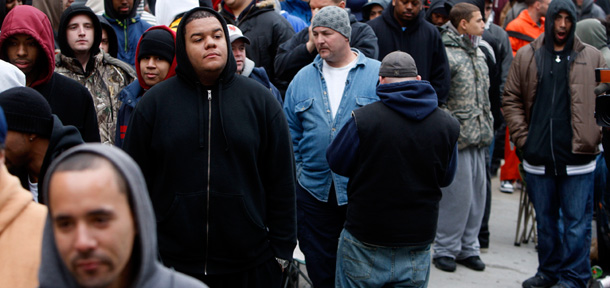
top-left (220, 0), bottom-right (295, 91)
top-left (98, 15), bottom-right (119, 58)
top-left (14, 115), bottom-right (84, 203)
top-left (122, 8), bottom-right (296, 275)
top-left (368, 7), bottom-right (451, 105)
top-left (39, 144), bottom-right (208, 288)
top-left (442, 23), bottom-right (494, 150)
top-left (56, 5), bottom-right (136, 145)
top-left (575, 0), bottom-right (605, 20)
top-left (115, 25), bottom-right (177, 148)
top-left (0, 5), bottom-right (100, 143)
top-left (274, 12), bottom-right (379, 87)
top-left (503, 0), bottom-right (606, 175)
top-left (575, 18), bottom-right (610, 65)
top-left (426, 0), bottom-right (448, 23)
top-left (242, 57), bottom-right (283, 105)
top-left (103, 0), bottom-right (153, 66)
top-left (0, 59), bottom-right (25, 92)
top-left (326, 80), bottom-right (460, 246)
top-left (0, 164), bottom-right (47, 288)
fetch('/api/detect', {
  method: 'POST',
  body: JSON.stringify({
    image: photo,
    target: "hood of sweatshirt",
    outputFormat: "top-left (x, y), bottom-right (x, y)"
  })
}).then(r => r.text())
top-left (98, 15), bottom-right (119, 58)
top-left (0, 5), bottom-right (56, 88)
top-left (104, 0), bottom-right (142, 20)
top-left (0, 59), bottom-right (26, 92)
top-left (376, 80), bottom-right (438, 120)
top-left (58, 5), bottom-right (102, 58)
top-left (155, 0), bottom-right (199, 27)
top-left (39, 143), bottom-right (205, 287)
top-left (426, 0), bottom-right (448, 22)
top-left (575, 18), bottom-right (606, 50)
top-left (175, 7), bottom-right (237, 87)
top-left (544, 0), bottom-right (577, 52)
top-left (135, 25), bottom-right (177, 90)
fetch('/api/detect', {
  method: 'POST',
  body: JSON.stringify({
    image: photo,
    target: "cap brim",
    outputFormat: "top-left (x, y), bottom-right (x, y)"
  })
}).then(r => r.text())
top-left (230, 35), bottom-right (251, 45)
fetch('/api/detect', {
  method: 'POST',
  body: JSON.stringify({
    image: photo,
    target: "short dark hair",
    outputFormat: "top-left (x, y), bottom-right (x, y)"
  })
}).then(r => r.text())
top-left (181, 10), bottom-right (216, 37)
top-left (449, 2), bottom-right (480, 28)
top-left (52, 152), bottom-right (129, 196)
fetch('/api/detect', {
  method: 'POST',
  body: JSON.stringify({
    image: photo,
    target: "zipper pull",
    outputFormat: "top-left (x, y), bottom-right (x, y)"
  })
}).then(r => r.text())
top-left (208, 90), bottom-right (212, 101)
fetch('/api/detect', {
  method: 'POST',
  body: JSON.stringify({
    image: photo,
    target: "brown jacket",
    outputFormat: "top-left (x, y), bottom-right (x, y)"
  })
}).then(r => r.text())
top-left (503, 33), bottom-right (605, 155)
top-left (0, 164), bottom-right (47, 287)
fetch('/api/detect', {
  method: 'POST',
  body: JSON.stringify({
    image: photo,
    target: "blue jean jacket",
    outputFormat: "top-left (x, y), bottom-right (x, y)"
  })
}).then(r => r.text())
top-left (283, 50), bottom-right (380, 205)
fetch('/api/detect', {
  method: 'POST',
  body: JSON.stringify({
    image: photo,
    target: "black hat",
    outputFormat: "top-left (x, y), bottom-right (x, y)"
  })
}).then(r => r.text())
top-left (138, 29), bottom-right (175, 63)
top-left (379, 51), bottom-right (418, 77)
top-left (0, 87), bottom-right (53, 138)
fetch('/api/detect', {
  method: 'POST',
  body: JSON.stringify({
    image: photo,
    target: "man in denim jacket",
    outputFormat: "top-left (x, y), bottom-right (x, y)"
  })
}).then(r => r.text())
top-left (283, 6), bottom-right (380, 288)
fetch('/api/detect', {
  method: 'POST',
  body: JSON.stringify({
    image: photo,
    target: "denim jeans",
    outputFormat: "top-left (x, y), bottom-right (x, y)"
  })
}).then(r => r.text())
top-left (526, 172), bottom-right (594, 288)
top-left (335, 229), bottom-right (431, 288)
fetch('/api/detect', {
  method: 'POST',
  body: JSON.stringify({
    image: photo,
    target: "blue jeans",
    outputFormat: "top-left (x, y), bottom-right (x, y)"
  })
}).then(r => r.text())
top-left (526, 172), bottom-right (594, 288)
top-left (335, 229), bottom-right (431, 288)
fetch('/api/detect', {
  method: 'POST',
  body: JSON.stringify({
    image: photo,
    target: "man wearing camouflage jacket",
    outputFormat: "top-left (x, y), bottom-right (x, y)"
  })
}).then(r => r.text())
top-left (55, 5), bottom-right (136, 144)
top-left (433, 2), bottom-right (494, 273)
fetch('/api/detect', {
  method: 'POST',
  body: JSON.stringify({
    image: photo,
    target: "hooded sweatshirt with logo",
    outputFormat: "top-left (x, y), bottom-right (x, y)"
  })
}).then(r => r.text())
top-left (115, 25), bottom-right (177, 148)
top-left (0, 5), bottom-right (100, 143)
top-left (55, 5), bottom-right (136, 145)
top-left (103, 0), bottom-right (152, 66)
top-left (39, 144), bottom-right (208, 288)
top-left (122, 8), bottom-right (297, 275)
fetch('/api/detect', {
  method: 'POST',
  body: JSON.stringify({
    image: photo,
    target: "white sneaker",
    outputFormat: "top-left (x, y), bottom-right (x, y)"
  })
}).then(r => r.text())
top-left (499, 181), bottom-right (514, 193)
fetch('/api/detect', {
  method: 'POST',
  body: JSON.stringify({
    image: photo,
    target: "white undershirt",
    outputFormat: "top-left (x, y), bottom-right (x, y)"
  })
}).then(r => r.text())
top-left (322, 55), bottom-right (358, 119)
top-left (28, 175), bottom-right (39, 203)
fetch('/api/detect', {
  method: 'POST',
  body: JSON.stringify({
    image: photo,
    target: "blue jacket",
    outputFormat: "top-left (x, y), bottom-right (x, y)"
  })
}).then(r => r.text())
top-left (283, 50), bottom-right (380, 205)
top-left (103, 14), bottom-right (152, 67)
top-left (115, 80), bottom-right (144, 147)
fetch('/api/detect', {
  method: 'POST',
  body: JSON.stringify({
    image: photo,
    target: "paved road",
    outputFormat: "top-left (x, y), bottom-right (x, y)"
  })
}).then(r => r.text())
top-left (429, 176), bottom-right (539, 288)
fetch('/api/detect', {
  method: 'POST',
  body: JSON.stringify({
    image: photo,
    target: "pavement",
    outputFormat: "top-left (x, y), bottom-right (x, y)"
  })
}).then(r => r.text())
top-left (290, 175), bottom-right (541, 288)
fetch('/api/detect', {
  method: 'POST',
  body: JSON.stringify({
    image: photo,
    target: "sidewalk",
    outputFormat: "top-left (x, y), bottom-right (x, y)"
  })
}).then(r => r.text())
top-left (428, 175), bottom-right (539, 287)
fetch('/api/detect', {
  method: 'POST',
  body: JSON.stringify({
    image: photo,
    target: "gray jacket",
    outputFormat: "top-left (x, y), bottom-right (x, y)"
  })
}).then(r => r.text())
top-left (39, 144), bottom-right (208, 288)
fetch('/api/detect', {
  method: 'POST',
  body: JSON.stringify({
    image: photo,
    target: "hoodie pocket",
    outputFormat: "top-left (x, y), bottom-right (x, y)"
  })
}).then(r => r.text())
top-left (207, 191), bottom-right (269, 260)
top-left (157, 191), bottom-right (207, 261)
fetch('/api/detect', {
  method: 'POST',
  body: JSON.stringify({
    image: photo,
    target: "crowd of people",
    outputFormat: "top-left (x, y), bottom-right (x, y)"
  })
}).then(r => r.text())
top-left (0, 0), bottom-right (609, 287)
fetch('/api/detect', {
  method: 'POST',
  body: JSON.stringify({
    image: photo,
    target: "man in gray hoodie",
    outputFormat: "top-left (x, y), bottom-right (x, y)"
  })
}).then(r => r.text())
top-left (39, 144), bottom-right (207, 288)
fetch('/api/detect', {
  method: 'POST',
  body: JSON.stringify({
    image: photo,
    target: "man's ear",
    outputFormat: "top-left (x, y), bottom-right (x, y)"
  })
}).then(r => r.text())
top-left (459, 18), bottom-right (468, 30)
top-left (338, 1), bottom-right (346, 8)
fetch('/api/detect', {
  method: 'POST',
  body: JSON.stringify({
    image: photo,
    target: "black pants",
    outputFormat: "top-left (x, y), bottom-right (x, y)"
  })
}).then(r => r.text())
top-left (296, 184), bottom-right (347, 288)
top-left (190, 257), bottom-right (283, 288)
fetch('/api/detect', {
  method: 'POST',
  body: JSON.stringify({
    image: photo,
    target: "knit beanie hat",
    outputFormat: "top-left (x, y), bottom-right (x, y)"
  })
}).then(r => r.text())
top-left (311, 6), bottom-right (352, 40)
top-left (138, 29), bottom-right (175, 63)
top-left (0, 87), bottom-right (53, 138)
top-left (379, 51), bottom-right (418, 77)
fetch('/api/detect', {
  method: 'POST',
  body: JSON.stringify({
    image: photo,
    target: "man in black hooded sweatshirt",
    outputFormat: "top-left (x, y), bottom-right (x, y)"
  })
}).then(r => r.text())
top-left (122, 7), bottom-right (297, 288)
top-left (503, 0), bottom-right (606, 286)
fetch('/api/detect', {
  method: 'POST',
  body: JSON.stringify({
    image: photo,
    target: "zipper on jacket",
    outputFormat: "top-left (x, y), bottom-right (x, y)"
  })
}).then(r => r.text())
top-left (123, 20), bottom-right (128, 52)
top-left (204, 89), bottom-right (212, 275)
top-left (550, 77), bottom-right (558, 175)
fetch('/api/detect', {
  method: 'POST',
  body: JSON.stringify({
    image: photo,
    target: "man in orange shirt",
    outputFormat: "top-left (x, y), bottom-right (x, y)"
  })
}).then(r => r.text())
top-left (505, 0), bottom-right (549, 55)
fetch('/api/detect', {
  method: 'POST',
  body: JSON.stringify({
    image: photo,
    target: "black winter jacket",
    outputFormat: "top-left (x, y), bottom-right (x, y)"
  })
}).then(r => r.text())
top-left (123, 7), bottom-right (297, 275)
top-left (274, 13), bottom-right (379, 85)
top-left (368, 8), bottom-right (451, 105)
top-left (220, 0), bottom-right (295, 90)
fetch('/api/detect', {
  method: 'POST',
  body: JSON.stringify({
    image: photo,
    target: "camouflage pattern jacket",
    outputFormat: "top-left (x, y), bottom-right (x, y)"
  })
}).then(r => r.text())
top-left (442, 24), bottom-right (494, 150)
top-left (55, 52), bottom-right (136, 144)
